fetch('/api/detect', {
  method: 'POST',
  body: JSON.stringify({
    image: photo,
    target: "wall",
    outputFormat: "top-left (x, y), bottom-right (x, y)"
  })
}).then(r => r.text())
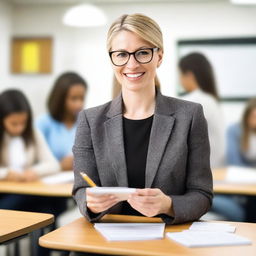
top-left (2, 1), bottom-right (256, 128)
top-left (0, 0), bottom-right (12, 90)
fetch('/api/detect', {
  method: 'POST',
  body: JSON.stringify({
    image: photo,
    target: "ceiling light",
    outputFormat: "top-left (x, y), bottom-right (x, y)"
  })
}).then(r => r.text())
top-left (230, 0), bottom-right (256, 4)
top-left (63, 4), bottom-right (107, 27)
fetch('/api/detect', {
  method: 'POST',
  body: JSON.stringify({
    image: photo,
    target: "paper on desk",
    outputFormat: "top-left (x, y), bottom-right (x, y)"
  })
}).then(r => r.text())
top-left (94, 223), bottom-right (165, 241)
top-left (41, 171), bottom-right (74, 184)
top-left (189, 222), bottom-right (236, 233)
top-left (226, 166), bottom-right (256, 184)
top-left (166, 230), bottom-right (252, 247)
top-left (87, 187), bottom-right (136, 201)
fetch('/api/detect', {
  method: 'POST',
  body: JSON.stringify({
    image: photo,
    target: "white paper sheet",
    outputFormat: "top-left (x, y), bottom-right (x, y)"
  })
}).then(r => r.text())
top-left (94, 223), bottom-right (165, 241)
top-left (189, 222), bottom-right (236, 233)
top-left (41, 171), bottom-right (74, 184)
top-left (226, 166), bottom-right (256, 184)
top-left (166, 230), bottom-right (252, 247)
top-left (87, 187), bottom-right (136, 201)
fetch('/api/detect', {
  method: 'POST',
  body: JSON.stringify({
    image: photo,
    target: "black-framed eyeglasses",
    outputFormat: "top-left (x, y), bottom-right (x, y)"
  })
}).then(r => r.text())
top-left (109, 47), bottom-right (159, 66)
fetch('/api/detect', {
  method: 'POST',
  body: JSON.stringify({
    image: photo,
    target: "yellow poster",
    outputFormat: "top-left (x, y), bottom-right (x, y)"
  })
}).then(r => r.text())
top-left (21, 42), bottom-right (40, 73)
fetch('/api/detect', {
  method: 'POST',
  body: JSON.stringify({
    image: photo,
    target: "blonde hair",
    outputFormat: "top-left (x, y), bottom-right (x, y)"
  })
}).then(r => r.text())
top-left (107, 13), bottom-right (163, 89)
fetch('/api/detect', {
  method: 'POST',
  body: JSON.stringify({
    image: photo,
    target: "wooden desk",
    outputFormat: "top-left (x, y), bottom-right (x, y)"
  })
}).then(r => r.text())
top-left (39, 214), bottom-right (256, 256)
top-left (213, 168), bottom-right (256, 196)
top-left (0, 180), bottom-right (72, 197)
top-left (0, 209), bottom-right (54, 243)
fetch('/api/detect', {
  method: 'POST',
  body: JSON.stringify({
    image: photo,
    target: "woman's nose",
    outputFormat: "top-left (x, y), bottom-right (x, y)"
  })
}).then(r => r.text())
top-left (125, 54), bottom-right (140, 68)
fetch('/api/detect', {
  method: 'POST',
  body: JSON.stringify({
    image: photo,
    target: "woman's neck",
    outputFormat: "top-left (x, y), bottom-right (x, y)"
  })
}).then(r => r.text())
top-left (63, 114), bottom-right (76, 128)
top-left (122, 86), bottom-right (156, 120)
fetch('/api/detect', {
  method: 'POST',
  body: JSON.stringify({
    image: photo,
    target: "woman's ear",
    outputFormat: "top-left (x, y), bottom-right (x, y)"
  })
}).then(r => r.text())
top-left (157, 50), bottom-right (163, 68)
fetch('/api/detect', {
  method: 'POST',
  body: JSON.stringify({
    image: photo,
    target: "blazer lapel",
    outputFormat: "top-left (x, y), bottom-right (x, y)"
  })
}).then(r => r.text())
top-left (145, 92), bottom-right (176, 188)
top-left (104, 94), bottom-right (128, 187)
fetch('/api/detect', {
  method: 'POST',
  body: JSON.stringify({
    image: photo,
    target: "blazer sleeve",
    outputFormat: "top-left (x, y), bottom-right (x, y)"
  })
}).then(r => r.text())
top-left (72, 111), bottom-right (114, 222)
top-left (166, 104), bottom-right (213, 224)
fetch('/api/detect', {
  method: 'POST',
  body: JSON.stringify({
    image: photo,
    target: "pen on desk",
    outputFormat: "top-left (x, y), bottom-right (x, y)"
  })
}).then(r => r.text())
top-left (80, 172), bottom-right (97, 187)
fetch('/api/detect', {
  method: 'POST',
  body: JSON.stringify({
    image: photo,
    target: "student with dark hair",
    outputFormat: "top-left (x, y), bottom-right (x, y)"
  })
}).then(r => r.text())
top-left (37, 72), bottom-right (87, 170)
top-left (0, 89), bottom-right (60, 209)
top-left (179, 52), bottom-right (225, 168)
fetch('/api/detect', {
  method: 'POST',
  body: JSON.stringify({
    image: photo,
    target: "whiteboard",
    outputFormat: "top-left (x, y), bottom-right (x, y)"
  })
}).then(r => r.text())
top-left (177, 38), bottom-right (256, 100)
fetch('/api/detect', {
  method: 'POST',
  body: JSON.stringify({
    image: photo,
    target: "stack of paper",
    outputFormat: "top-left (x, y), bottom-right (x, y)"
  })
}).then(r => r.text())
top-left (41, 171), bottom-right (74, 184)
top-left (189, 222), bottom-right (236, 233)
top-left (166, 221), bottom-right (252, 247)
top-left (166, 230), bottom-right (252, 247)
top-left (94, 223), bottom-right (165, 241)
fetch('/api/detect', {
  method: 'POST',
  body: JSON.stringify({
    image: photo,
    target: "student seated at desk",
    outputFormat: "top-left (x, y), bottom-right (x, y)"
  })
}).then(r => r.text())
top-left (72, 13), bottom-right (213, 225)
top-left (212, 98), bottom-right (256, 222)
top-left (227, 98), bottom-right (256, 167)
top-left (0, 89), bottom-right (62, 216)
top-left (37, 72), bottom-right (87, 171)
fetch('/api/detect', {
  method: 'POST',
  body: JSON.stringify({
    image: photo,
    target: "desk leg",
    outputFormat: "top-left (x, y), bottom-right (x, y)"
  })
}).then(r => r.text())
top-left (14, 241), bottom-right (20, 256)
top-left (29, 224), bottom-right (54, 256)
top-left (246, 196), bottom-right (256, 223)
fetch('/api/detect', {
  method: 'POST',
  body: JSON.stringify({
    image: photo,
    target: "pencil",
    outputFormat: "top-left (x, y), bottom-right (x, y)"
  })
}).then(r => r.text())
top-left (80, 172), bottom-right (97, 187)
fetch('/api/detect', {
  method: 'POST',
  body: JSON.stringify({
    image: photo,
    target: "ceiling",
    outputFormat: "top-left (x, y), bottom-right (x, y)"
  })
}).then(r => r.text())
top-left (9, 0), bottom-right (228, 5)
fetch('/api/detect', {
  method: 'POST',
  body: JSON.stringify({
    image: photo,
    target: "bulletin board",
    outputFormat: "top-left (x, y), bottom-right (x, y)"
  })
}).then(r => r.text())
top-left (11, 37), bottom-right (53, 74)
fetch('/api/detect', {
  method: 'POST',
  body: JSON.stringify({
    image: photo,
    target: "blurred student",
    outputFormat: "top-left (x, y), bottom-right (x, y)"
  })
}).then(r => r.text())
top-left (225, 98), bottom-right (256, 222)
top-left (37, 72), bottom-right (87, 170)
top-left (227, 98), bottom-right (256, 167)
top-left (210, 99), bottom-right (256, 222)
top-left (179, 52), bottom-right (225, 168)
top-left (0, 89), bottom-right (60, 210)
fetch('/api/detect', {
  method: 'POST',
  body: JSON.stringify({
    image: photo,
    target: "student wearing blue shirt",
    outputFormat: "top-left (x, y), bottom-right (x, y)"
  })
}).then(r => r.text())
top-left (227, 98), bottom-right (256, 167)
top-left (37, 72), bottom-right (87, 170)
top-left (212, 98), bottom-right (256, 222)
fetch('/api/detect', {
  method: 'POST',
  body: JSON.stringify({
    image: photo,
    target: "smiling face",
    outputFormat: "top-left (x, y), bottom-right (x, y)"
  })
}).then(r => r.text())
top-left (110, 30), bottom-right (163, 93)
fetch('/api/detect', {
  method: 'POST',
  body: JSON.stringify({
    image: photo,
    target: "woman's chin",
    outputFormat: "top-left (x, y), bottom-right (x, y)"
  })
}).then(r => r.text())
top-left (122, 82), bottom-right (149, 92)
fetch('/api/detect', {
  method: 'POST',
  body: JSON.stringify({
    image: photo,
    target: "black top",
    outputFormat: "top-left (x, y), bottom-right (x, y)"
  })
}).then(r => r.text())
top-left (121, 115), bottom-right (153, 215)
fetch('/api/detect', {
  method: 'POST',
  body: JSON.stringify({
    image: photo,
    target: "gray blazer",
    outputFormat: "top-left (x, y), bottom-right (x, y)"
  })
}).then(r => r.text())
top-left (72, 91), bottom-right (213, 224)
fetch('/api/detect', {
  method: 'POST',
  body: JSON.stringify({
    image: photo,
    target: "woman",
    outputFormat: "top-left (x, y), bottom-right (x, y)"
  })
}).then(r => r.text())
top-left (37, 72), bottom-right (87, 170)
top-left (224, 98), bottom-right (256, 222)
top-left (0, 89), bottom-right (61, 212)
top-left (227, 98), bottom-right (256, 167)
top-left (73, 14), bottom-right (213, 225)
top-left (179, 52), bottom-right (225, 168)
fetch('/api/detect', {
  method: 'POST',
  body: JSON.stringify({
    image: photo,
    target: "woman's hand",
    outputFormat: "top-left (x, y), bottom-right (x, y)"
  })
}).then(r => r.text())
top-left (22, 170), bottom-right (39, 182)
top-left (86, 189), bottom-right (119, 214)
top-left (127, 188), bottom-right (174, 217)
